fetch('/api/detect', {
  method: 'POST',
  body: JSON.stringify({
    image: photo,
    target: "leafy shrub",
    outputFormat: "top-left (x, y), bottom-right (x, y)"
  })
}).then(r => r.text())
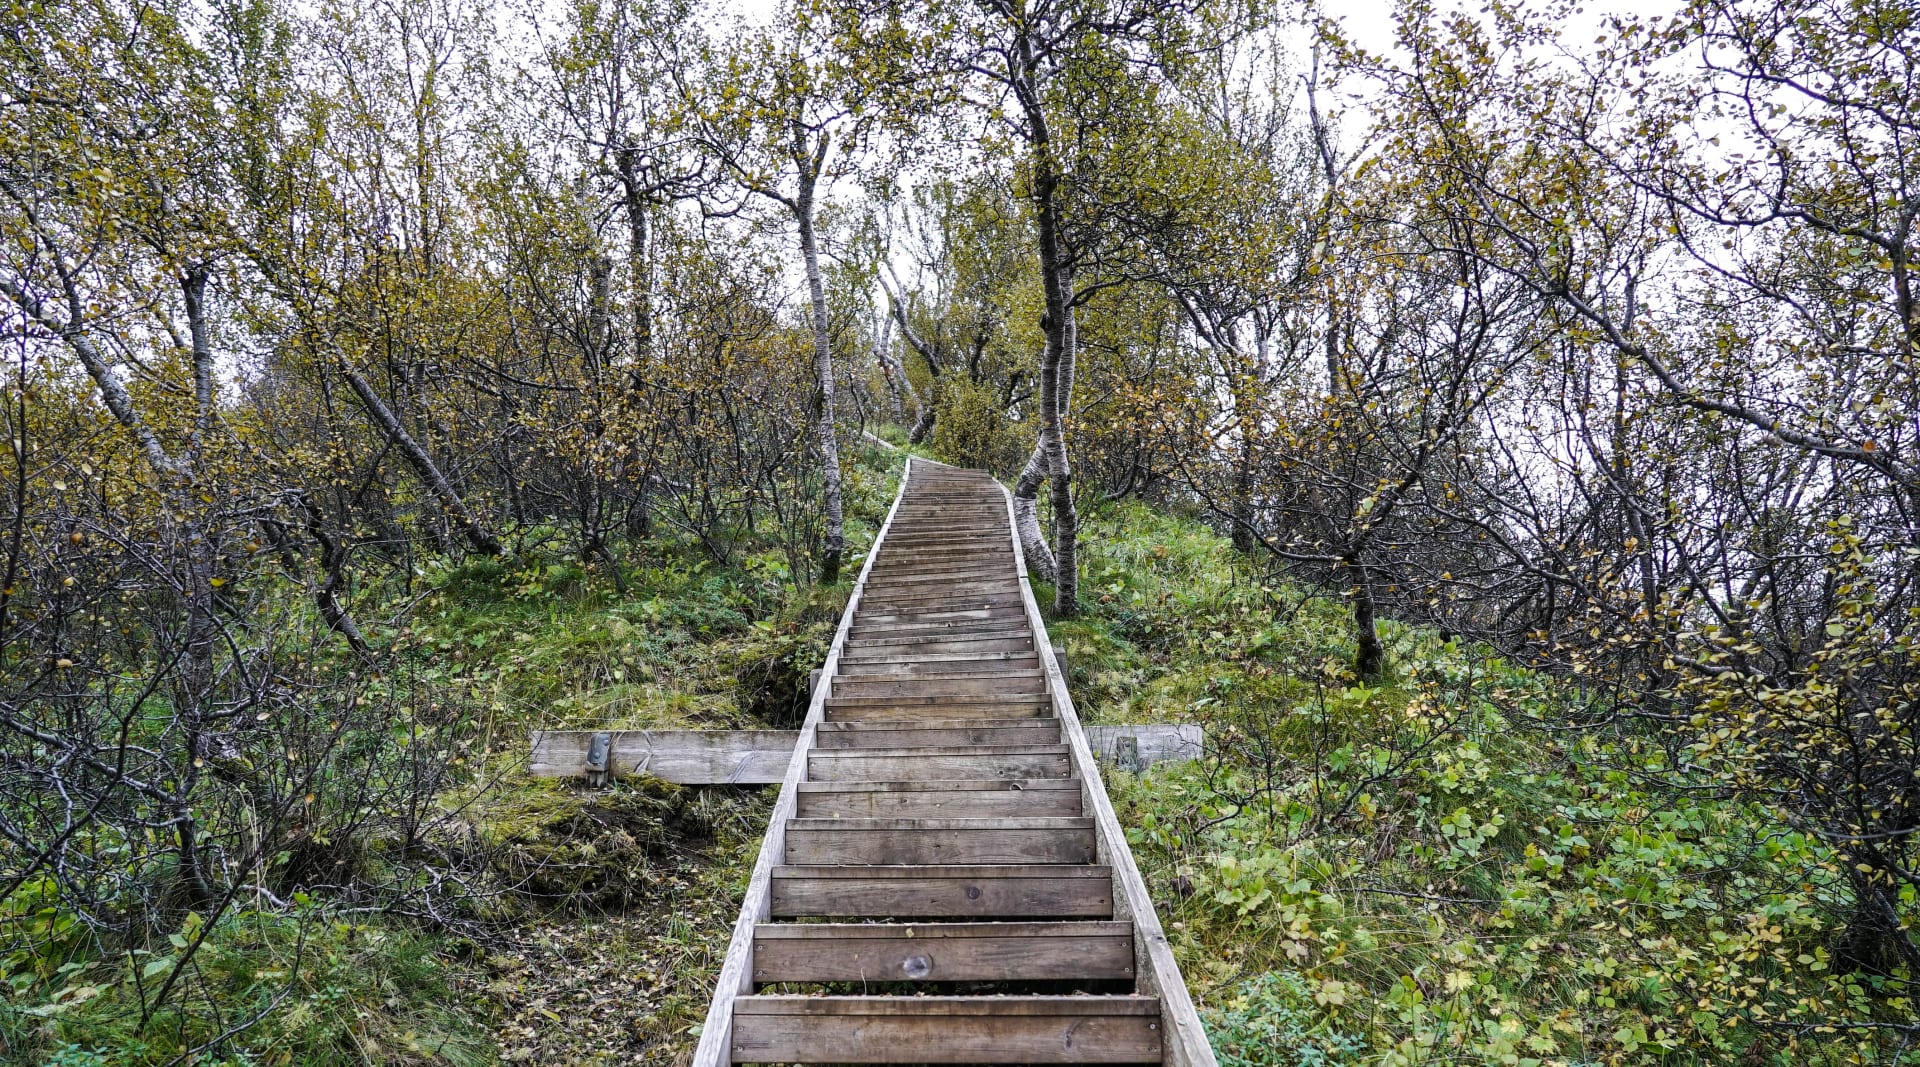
top-left (928, 377), bottom-right (1026, 474)
top-left (1079, 501), bottom-right (1915, 1065)
top-left (1209, 972), bottom-right (1365, 1067)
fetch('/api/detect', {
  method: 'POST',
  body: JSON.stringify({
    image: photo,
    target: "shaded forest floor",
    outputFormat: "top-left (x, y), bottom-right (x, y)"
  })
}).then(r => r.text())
top-left (10, 438), bottom-right (1912, 1065)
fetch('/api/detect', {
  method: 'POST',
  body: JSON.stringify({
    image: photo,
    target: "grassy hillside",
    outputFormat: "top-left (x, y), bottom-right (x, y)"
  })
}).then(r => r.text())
top-left (9, 442), bottom-right (1909, 1065)
top-left (4, 447), bottom-right (905, 1066)
top-left (1055, 503), bottom-right (1909, 1066)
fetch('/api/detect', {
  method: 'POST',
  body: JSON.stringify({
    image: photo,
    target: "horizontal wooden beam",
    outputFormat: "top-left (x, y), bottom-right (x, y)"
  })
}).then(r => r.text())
top-left (527, 729), bottom-right (798, 784)
top-left (526, 724), bottom-right (1202, 784)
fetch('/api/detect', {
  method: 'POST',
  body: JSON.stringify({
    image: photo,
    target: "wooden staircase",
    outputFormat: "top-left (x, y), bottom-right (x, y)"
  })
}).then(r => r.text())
top-left (693, 458), bottom-right (1215, 1066)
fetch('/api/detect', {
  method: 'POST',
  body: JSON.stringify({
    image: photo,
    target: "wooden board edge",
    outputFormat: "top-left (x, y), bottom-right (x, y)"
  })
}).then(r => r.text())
top-left (689, 453), bottom-right (915, 1067)
top-left (996, 477), bottom-right (1220, 1067)
top-left (527, 724), bottom-right (1202, 783)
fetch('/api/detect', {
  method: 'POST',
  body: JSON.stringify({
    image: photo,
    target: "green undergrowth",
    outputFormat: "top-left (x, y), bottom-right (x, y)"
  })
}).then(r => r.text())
top-left (405, 446), bottom-right (900, 747)
top-left (1057, 501), bottom-right (1913, 1067)
top-left (1, 445), bottom-right (903, 1065)
top-left (4, 892), bottom-right (492, 1067)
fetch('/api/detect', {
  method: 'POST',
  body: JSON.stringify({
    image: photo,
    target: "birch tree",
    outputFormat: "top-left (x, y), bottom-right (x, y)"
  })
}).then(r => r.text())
top-left (690, 11), bottom-right (862, 581)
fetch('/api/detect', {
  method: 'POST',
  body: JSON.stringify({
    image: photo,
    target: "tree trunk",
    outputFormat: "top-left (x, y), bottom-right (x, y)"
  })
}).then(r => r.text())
top-left (337, 359), bottom-right (502, 555)
top-left (266, 510), bottom-right (372, 659)
top-left (1236, 447), bottom-right (1251, 548)
top-left (1231, 427), bottom-right (1256, 553)
top-left (1033, 199), bottom-right (1078, 616)
top-left (1022, 58), bottom-right (1079, 616)
top-left (1836, 859), bottom-right (1920, 976)
top-left (908, 401), bottom-right (937, 445)
top-left (177, 267), bottom-right (221, 911)
top-left (1012, 442), bottom-right (1057, 580)
top-left (885, 287), bottom-right (939, 443)
top-left (619, 150), bottom-right (655, 365)
top-left (795, 163), bottom-right (845, 584)
top-left (875, 313), bottom-right (911, 424)
top-left (1348, 554), bottom-right (1385, 680)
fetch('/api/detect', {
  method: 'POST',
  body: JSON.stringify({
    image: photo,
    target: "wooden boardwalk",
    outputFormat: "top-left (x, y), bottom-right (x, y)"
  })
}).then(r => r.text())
top-left (693, 458), bottom-right (1215, 1066)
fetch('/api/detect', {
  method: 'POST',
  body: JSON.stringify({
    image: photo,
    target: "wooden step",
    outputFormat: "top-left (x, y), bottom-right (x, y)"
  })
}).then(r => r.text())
top-left (730, 994), bottom-right (1162, 1064)
top-left (876, 544), bottom-right (1009, 557)
top-left (863, 570), bottom-right (1018, 587)
top-left (784, 817), bottom-right (1096, 865)
top-left (883, 527), bottom-right (1008, 538)
top-left (834, 654), bottom-right (1043, 675)
top-left (794, 779), bottom-right (1083, 818)
top-left (808, 745), bottom-right (1070, 781)
top-left (854, 604), bottom-right (1026, 624)
top-left (829, 672), bottom-right (1046, 700)
top-left (843, 631), bottom-right (1033, 653)
top-left (878, 542), bottom-right (1009, 554)
top-left (883, 523), bottom-right (1008, 535)
top-left (769, 864), bottom-right (1115, 918)
top-left (858, 585), bottom-right (1023, 606)
top-left (855, 607), bottom-right (1026, 626)
top-left (813, 717), bottom-right (1061, 748)
top-left (844, 625), bottom-right (1036, 648)
top-left (823, 701), bottom-right (1051, 722)
top-left (850, 619), bottom-right (1036, 640)
top-left (861, 567), bottom-right (1014, 586)
top-left (857, 603), bottom-right (1024, 621)
top-left (825, 691), bottom-right (1050, 709)
top-left (855, 596), bottom-right (1023, 613)
top-left (869, 549), bottom-right (1013, 567)
top-left (750, 921), bottom-right (1134, 983)
top-left (865, 561), bottom-right (1011, 579)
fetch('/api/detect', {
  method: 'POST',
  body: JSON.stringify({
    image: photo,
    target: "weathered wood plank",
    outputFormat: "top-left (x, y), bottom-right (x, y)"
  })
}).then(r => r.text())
top-left (729, 995), bottom-right (1162, 1064)
top-left (783, 817), bottom-right (1096, 865)
top-left (860, 583), bottom-right (1029, 598)
top-left (794, 779), bottom-right (1083, 818)
top-left (807, 746), bottom-right (1071, 782)
top-left (527, 729), bottom-right (793, 783)
top-left (842, 634), bottom-right (1036, 655)
top-left (855, 609), bottom-right (1025, 625)
top-left (828, 671), bottom-right (1045, 699)
top-left (1086, 723), bottom-right (1205, 768)
top-left (812, 718), bottom-right (1061, 749)
top-left (750, 921), bottom-right (1134, 983)
top-left (528, 725), bottom-right (1198, 780)
top-left (850, 614), bottom-right (1031, 634)
top-left (822, 702), bottom-right (1053, 722)
top-left (860, 567), bottom-right (1013, 586)
top-left (825, 691), bottom-right (1050, 708)
top-left (831, 653), bottom-right (1045, 674)
top-left (769, 864), bottom-right (1115, 918)
top-left (528, 724), bottom-right (1198, 781)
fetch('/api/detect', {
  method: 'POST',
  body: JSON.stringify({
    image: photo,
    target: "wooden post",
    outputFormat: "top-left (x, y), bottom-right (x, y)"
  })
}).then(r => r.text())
top-left (584, 730), bottom-right (612, 787)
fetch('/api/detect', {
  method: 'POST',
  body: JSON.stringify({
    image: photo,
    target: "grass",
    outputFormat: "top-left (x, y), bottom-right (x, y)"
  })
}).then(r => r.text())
top-left (0, 442), bottom-right (906, 1066)
top-left (1051, 500), bottom-right (1914, 1066)
top-left (11, 439), bottom-right (1911, 1065)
